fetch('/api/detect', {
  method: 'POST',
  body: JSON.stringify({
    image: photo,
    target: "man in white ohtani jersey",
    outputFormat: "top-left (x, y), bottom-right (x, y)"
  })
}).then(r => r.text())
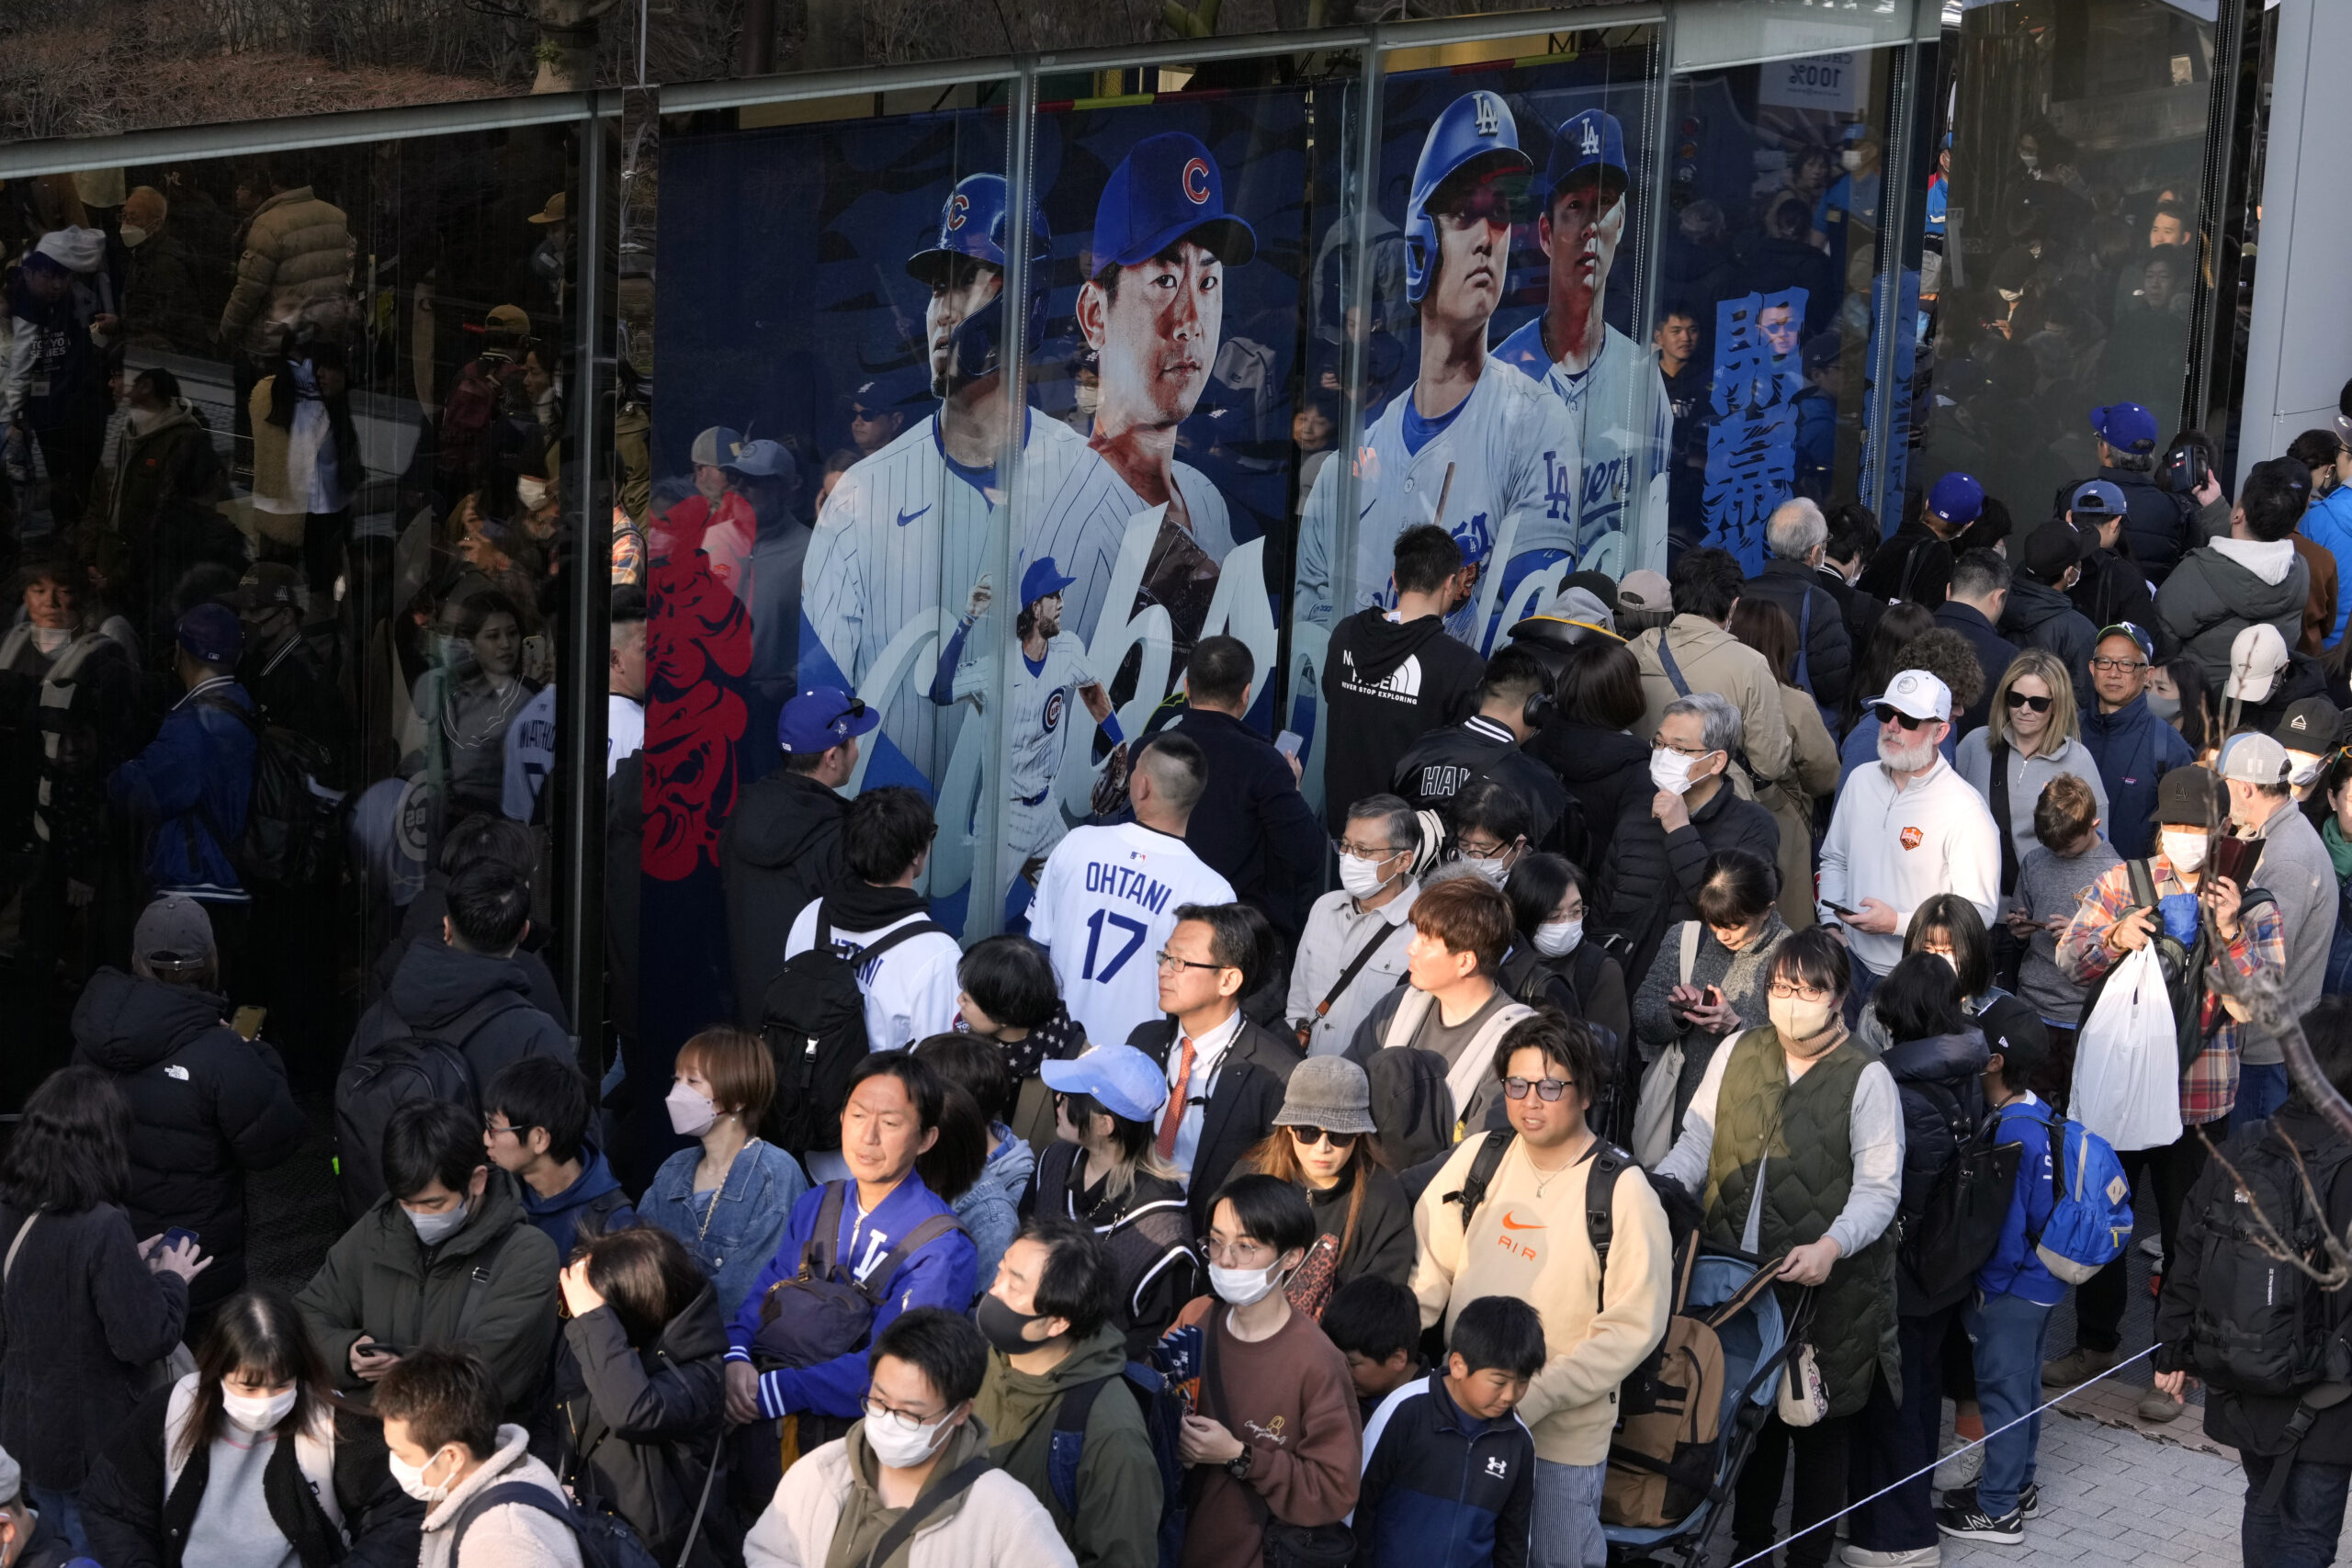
top-left (1028, 731), bottom-right (1234, 1048)
top-left (783, 785), bottom-right (963, 1058)
top-left (1495, 107), bottom-right (1672, 578)
top-left (930, 555), bottom-right (1121, 908)
top-left (801, 174), bottom-right (1111, 780)
top-left (1294, 89), bottom-right (1580, 656)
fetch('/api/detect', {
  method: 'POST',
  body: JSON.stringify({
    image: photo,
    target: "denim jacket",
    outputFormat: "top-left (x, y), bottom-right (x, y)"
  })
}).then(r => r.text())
top-left (638, 1139), bottom-right (809, 1320)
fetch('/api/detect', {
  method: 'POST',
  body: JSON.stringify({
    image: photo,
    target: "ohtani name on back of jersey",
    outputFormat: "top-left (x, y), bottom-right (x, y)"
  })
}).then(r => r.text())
top-left (1085, 858), bottom-right (1177, 915)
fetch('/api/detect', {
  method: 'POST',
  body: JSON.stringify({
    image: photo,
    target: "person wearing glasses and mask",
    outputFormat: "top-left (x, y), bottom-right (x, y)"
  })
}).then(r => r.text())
top-left (1412, 1012), bottom-right (1671, 1568)
top-left (1289, 795), bottom-right (1429, 1058)
top-left (746, 1308), bottom-right (1074, 1568)
top-left (1818, 669), bottom-right (2000, 990)
top-left (1240, 1057), bottom-right (1413, 1316)
top-left (1596, 692), bottom-right (1780, 990)
top-left (2078, 623), bottom-right (2193, 860)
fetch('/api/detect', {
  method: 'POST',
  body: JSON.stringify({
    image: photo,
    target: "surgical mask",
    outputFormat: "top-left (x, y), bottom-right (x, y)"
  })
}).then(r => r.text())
top-left (1208, 1258), bottom-right (1287, 1307)
top-left (516, 476), bottom-right (549, 509)
top-left (977, 1292), bottom-right (1047, 1355)
top-left (1074, 382), bottom-right (1102, 417)
top-left (1768, 994), bottom-right (1838, 1051)
top-left (389, 1444), bottom-right (458, 1504)
top-left (2144, 691), bottom-right (2181, 722)
top-left (2289, 751), bottom-right (2324, 789)
top-left (1338, 852), bottom-right (1396, 902)
top-left (221, 1385), bottom-right (299, 1433)
top-left (2019, 152), bottom-right (2040, 171)
top-left (2161, 829), bottom-right (2209, 874)
top-left (1464, 852), bottom-right (1512, 887)
top-left (119, 224), bottom-right (149, 249)
top-left (865, 1407), bottom-right (957, 1470)
top-left (29, 626), bottom-right (69, 656)
top-left (666, 1081), bottom-right (718, 1137)
top-left (1650, 749), bottom-right (1701, 795)
top-left (1841, 149), bottom-right (1864, 172)
top-left (1533, 918), bottom-right (1585, 958)
top-left (404, 1198), bottom-right (469, 1247)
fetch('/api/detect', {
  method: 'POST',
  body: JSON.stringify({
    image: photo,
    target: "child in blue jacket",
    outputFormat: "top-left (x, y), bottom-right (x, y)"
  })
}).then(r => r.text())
top-left (1355, 1294), bottom-right (1542, 1568)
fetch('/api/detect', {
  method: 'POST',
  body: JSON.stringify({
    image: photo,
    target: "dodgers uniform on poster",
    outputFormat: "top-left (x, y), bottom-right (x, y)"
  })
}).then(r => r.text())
top-left (1494, 107), bottom-right (1671, 577)
top-left (1028, 818), bottom-right (1236, 1048)
top-left (1294, 90), bottom-right (1579, 654)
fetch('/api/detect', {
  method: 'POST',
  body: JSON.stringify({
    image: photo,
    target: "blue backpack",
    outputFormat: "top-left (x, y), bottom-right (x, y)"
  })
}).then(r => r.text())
top-left (2024, 1113), bottom-right (2134, 1282)
top-left (1046, 1361), bottom-right (1188, 1568)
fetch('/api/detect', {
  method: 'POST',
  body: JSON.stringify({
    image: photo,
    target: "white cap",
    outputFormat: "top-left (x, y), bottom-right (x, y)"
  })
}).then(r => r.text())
top-left (1869, 668), bottom-right (1952, 724)
top-left (2225, 623), bottom-right (2290, 704)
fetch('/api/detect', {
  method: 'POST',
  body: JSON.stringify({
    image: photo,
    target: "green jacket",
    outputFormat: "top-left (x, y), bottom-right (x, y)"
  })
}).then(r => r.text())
top-left (295, 1174), bottom-right (560, 1416)
top-left (973, 1323), bottom-right (1163, 1568)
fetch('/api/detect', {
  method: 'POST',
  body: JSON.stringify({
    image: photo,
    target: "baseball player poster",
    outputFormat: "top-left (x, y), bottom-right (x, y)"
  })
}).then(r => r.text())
top-left (1292, 47), bottom-right (1665, 668)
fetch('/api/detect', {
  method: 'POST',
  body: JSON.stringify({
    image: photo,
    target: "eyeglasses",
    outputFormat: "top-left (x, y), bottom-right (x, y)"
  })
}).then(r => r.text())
top-left (1287, 1125), bottom-right (1361, 1148)
top-left (1155, 951), bottom-right (1226, 973)
top-left (1201, 1235), bottom-right (1276, 1267)
top-left (1650, 736), bottom-right (1716, 759)
top-left (1871, 705), bottom-right (1936, 731)
top-left (2089, 656), bottom-right (2148, 673)
top-left (1332, 839), bottom-right (1403, 862)
top-left (483, 1117), bottom-right (520, 1140)
top-left (861, 1394), bottom-right (947, 1433)
top-left (1768, 981), bottom-right (1835, 1002)
top-left (1454, 839), bottom-right (1518, 863)
top-left (2005, 691), bottom-right (2053, 713)
top-left (1504, 1076), bottom-right (1574, 1101)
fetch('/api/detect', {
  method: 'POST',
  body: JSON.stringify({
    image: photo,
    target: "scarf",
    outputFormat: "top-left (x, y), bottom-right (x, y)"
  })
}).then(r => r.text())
top-left (2324, 815), bottom-right (2352, 883)
top-left (823, 1415), bottom-right (992, 1568)
top-left (1001, 1000), bottom-right (1080, 1084)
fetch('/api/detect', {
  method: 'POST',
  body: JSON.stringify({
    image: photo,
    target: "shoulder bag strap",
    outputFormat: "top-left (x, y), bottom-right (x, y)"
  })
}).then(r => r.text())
top-left (854, 1213), bottom-right (964, 1306)
top-left (802, 1180), bottom-right (851, 1278)
top-left (1584, 1146), bottom-right (1631, 1304)
top-left (1444, 1128), bottom-right (1516, 1229)
top-left (1989, 747), bottom-right (2018, 896)
top-left (450, 1482), bottom-right (579, 1562)
top-left (1314, 921), bottom-right (1405, 1023)
top-left (1895, 538), bottom-right (1928, 604)
top-left (1656, 633), bottom-right (1693, 698)
top-left (849, 919), bottom-right (950, 968)
top-left (1679, 921), bottom-right (1701, 987)
top-left (2, 1212), bottom-right (37, 1289)
top-left (1793, 589), bottom-right (1815, 694)
top-left (865, 1454), bottom-right (998, 1568)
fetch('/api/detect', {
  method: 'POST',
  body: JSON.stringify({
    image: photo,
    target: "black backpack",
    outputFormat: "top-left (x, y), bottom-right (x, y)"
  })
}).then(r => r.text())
top-left (750, 1179), bottom-right (963, 1368)
top-left (2183, 1120), bottom-right (2352, 1398)
top-left (761, 902), bottom-right (944, 1158)
top-left (193, 696), bottom-right (344, 886)
top-left (1045, 1362), bottom-right (1190, 1568)
top-left (1367, 1045), bottom-right (1459, 1183)
top-left (333, 994), bottom-right (524, 1217)
top-left (2075, 859), bottom-right (2276, 1074)
top-left (1900, 1104), bottom-right (2021, 1312)
top-left (451, 1480), bottom-right (660, 1568)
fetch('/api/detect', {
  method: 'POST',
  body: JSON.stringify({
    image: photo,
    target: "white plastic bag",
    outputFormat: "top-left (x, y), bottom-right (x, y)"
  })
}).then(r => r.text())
top-left (2071, 943), bottom-right (2185, 1153)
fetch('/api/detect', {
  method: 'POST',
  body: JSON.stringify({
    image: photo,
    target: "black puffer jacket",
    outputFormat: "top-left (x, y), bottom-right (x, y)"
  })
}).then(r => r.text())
top-left (719, 766), bottom-right (848, 1026)
top-left (1526, 718), bottom-right (1650, 874)
top-left (71, 968), bottom-right (307, 1312)
top-left (549, 1284), bottom-right (729, 1567)
top-left (1596, 785), bottom-right (1781, 990)
top-left (1743, 557), bottom-right (1854, 712)
top-left (349, 941), bottom-right (572, 1089)
top-left (1880, 1026), bottom-right (1988, 1314)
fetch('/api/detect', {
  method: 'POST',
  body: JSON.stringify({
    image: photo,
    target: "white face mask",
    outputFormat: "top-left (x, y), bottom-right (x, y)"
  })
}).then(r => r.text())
top-left (1208, 1258), bottom-right (1287, 1307)
top-left (1651, 749), bottom-right (1702, 795)
top-left (404, 1198), bottom-right (469, 1247)
top-left (389, 1444), bottom-right (458, 1504)
top-left (666, 1081), bottom-right (718, 1137)
top-left (221, 1384), bottom-right (299, 1433)
top-left (119, 224), bottom-right (149, 249)
top-left (2288, 751), bottom-right (2324, 789)
top-left (1533, 918), bottom-right (1584, 957)
top-left (2161, 829), bottom-right (2209, 874)
top-left (1769, 994), bottom-right (1838, 1049)
top-left (865, 1407), bottom-right (958, 1470)
top-left (1337, 851), bottom-right (1396, 902)
top-left (1841, 149), bottom-right (1864, 172)
top-left (1464, 852), bottom-right (1513, 887)
top-left (516, 476), bottom-right (550, 509)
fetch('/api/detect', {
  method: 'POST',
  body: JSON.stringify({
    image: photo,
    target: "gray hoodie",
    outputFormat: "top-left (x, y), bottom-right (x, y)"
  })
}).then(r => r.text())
top-left (1953, 728), bottom-right (2110, 907)
top-left (2155, 536), bottom-right (2309, 688)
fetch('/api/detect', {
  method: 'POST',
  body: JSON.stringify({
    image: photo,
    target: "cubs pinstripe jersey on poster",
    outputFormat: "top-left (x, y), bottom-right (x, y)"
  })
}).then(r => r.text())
top-left (1493, 318), bottom-right (1672, 570)
top-left (1027, 820), bottom-right (1236, 1048)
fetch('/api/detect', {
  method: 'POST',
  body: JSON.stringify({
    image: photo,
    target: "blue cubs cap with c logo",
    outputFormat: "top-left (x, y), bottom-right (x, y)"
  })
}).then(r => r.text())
top-left (1020, 556), bottom-right (1078, 609)
top-left (1091, 131), bottom-right (1257, 274)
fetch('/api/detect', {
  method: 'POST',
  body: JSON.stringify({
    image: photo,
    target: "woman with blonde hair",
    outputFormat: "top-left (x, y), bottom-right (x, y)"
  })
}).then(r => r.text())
top-left (1955, 648), bottom-right (2109, 908)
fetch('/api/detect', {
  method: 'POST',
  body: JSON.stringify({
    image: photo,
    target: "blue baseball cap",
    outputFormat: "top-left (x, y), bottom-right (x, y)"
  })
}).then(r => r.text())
top-left (1020, 556), bottom-right (1078, 609)
top-left (177, 603), bottom-right (243, 666)
top-left (1541, 109), bottom-right (1628, 207)
top-left (1041, 1044), bottom-right (1170, 1123)
top-left (2089, 402), bottom-right (2159, 453)
top-left (1092, 132), bottom-right (1257, 273)
top-left (777, 686), bottom-right (878, 756)
top-left (689, 426), bottom-right (744, 468)
top-left (2070, 479), bottom-right (2128, 517)
top-left (722, 438), bottom-right (793, 478)
top-left (1926, 470), bottom-right (1984, 527)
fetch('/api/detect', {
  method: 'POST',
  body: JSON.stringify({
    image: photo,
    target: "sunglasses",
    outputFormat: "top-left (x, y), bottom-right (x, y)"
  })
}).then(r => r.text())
top-left (2005, 691), bottom-right (2053, 714)
top-left (1871, 704), bottom-right (1936, 731)
top-left (1503, 1076), bottom-right (1574, 1101)
top-left (1286, 1125), bottom-right (1360, 1148)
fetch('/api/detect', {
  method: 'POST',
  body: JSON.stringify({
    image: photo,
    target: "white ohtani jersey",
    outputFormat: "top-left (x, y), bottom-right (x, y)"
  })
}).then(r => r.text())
top-left (1295, 357), bottom-right (1581, 654)
top-left (1027, 820), bottom-right (1236, 1048)
top-left (803, 411), bottom-right (1102, 774)
top-left (1494, 318), bottom-right (1671, 565)
top-left (783, 902), bottom-right (964, 1052)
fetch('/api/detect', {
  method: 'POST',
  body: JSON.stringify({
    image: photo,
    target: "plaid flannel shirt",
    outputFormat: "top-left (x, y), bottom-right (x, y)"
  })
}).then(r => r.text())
top-left (2056, 853), bottom-right (2285, 1126)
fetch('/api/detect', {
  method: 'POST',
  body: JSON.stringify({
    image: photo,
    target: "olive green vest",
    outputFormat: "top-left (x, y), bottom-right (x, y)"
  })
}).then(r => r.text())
top-left (1702, 1026), bottom-right (1897, 1417)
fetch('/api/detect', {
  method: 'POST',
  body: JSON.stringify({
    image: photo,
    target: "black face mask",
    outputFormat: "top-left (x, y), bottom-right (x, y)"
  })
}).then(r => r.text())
top-left (977, 1292), bottom-right (1050, 1356)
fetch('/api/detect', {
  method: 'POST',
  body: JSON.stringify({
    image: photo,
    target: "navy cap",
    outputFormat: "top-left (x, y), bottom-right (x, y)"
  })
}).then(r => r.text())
top-left (1927, 470), bottom-right (1984, 526)
top-left (1020, 556), bottom-right (1078, 608)
top-left (1093, 132), bottom-right (1257, 273)
top-left (2021, 517), bottom-right (2090, 582)
top-left (1041, 1045), bottom-right (1170, 1123)
top-left (1541, 109), bottom-right (1628, 207)
top-left (2090, 402), bottom-right (2159, 453)
top-left (176, 603), bottom-right (243, 665)
top-left (2098, 621), bottom-right (2155, 661)
top-left (722, 438), bottom-right (792, 478)
top-left (777, 686), bottom-right (878, 755)
top-left (2070, 479), bottom-right (2127, 517)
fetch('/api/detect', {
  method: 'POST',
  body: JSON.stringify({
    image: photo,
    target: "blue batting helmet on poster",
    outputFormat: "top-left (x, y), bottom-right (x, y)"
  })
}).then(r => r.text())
top-left (1404, 89), bottom-right (1533, 305)
top-left (1092, 131), bottom-right (1258, 272)
top-left (905, 173), bottom-right (1051, 383)
top-left (1541, 108), bottom-right (1628, 210)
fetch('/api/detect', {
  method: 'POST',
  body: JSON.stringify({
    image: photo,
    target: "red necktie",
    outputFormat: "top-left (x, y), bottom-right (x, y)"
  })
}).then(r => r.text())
top-left (1156, 1034), bottom-right (1196, 1159)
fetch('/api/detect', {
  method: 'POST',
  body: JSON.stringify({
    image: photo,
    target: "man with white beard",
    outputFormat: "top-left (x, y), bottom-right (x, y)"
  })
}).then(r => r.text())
top-left (1815, 668), bottom-right (2000, 988)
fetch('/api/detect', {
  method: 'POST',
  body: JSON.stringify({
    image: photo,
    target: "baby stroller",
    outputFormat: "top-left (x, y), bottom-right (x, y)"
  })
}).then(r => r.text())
top-left (1604, 1250), bottom-right (1795, 1567)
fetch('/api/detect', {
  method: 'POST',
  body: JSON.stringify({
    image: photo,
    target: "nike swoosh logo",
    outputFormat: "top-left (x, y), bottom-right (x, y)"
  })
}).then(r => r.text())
top-left (1498, 1214), bottom-right (1544, 1231)
top-left (896, 505), bottom-right (930, 527)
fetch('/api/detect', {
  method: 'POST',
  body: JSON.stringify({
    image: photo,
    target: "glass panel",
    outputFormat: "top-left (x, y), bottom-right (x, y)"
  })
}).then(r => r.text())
top-left (1919, 0), bottom-right (2218, 550)
top-left (0, 125), bottom-right (582, 1117)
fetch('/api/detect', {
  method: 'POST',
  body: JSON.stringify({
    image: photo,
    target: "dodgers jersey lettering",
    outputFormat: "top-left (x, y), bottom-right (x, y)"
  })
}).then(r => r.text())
top-left (1028, 819), bottom-right (1236, 1047)
top-left (1493, 318), bottom-right (1672, 567)
top-left (1294, 356), bottom-right (1581, 654)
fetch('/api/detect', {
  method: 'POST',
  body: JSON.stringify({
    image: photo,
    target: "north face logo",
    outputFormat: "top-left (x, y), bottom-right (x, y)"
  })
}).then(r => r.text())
top-left (1340, 649), bottom-right (1423, 704)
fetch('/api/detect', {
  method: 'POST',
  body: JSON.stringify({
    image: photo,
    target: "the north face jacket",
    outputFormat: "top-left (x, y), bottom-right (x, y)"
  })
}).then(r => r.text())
top-left (1320, 608), bottom-right (1486, 832)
